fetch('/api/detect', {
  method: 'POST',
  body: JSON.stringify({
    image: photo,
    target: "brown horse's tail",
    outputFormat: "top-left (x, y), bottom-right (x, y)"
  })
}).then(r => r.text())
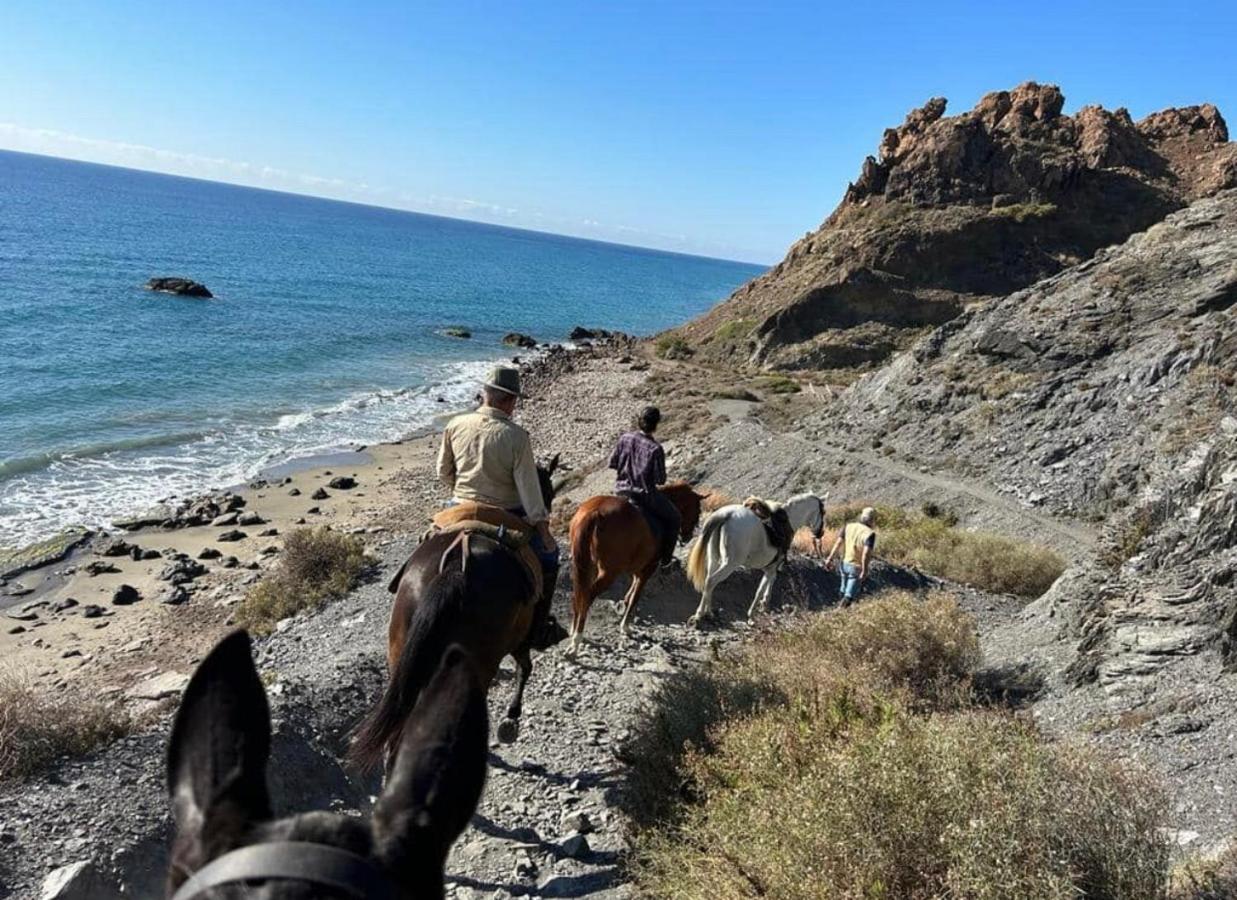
top-left (569, 510), bottom-right (598, 622)
top-left (687, 512), bottom-right (724, 591)
top-left (348, 571), bottom-right (464, 774)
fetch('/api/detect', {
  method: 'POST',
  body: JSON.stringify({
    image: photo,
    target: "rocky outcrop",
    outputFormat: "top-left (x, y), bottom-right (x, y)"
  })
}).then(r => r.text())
top-left (681, 83), bottom-right (1236, 372)
top-left (835, 190), bottom-right (1237, 702)
top-left (144, 277), bottom-right (212, 298)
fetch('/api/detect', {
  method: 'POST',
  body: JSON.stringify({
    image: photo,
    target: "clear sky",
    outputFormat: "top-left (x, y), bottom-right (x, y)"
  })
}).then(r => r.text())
top-left (1, 1), bottom-right (1234, 263)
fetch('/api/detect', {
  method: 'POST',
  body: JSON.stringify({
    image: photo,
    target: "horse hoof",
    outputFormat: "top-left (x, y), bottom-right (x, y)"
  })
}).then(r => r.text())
top-left (497, 718), bottom-right (520, 743)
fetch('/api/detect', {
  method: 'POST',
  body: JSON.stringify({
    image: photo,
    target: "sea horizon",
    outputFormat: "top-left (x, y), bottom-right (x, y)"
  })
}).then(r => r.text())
top-left (0, 150), bottom-right (764, 548)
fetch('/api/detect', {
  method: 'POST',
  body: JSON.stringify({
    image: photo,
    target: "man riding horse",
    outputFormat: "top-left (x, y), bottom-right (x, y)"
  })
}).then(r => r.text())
top-left (609, 405), bottom-right (681, 567)
top-left (436, 365), bottom-right (560, 647)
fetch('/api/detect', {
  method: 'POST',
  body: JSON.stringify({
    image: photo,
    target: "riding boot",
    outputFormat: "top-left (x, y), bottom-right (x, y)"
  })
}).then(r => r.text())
top-left (529, 564), bottom-right (565, 650)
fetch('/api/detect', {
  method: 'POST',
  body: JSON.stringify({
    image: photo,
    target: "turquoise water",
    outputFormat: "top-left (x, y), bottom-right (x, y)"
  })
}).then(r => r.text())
top-left (0, 150), bottom-right (762, 545)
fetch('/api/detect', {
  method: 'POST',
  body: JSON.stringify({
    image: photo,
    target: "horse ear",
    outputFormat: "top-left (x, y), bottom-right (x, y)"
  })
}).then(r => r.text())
top-left (373, 645), bottom-right (489, 877)
top-left (167, 631), bottom-right (272, 888)
top-left (548, 453), bottom-right (561, 474)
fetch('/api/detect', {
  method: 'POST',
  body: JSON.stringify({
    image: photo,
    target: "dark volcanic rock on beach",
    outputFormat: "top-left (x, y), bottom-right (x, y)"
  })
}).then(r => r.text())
top-left (144, 277), bottom-right (212, 298)
top-left (681, 83), bottom-right (1237, 372)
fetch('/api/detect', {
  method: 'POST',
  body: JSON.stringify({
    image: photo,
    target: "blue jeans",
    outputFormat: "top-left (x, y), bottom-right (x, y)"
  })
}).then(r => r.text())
top-left (839, 562), bottom-right (862, 604)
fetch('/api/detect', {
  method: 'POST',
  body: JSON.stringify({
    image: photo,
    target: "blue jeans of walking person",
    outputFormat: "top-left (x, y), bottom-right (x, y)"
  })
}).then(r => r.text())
top-left (839, 561), bottom-right (863, 606)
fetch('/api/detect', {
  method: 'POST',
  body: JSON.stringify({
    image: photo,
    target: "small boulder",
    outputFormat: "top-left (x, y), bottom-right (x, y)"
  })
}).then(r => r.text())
top-left (443, 326), bottom-right (472, 339)
top-left (311, 487), bottom-right (330, 500)
top-left (217, 530), bottom-right (248, 542)
top-left (140, 548), bottom-right (163, 560)
top-left (211, 511), bottom-right (239, 527)
top-left (97, 538), bottom-right (134, 557)
top-left (560, 810), bottom-right (594, 835)
top-left (258, 528), bottom-right (279, 537)
top-left (328, 476), bottom-right (356, 490)
top-left (238, 511), bottom-right (265, 526)
top-left (111, 585), bottom-right (140, 606)
top-left (84, 560), bottom-right (121, 577)
top-left (80, 604), bottom-right (105, 618)
top-left (160, 586), bottom-right (190, 606)
top-left (51, 598), bottom-right (79, 613)
top-left (145, 277), bottom-right (212, 298)
top-left (198, 547), bottom-right (223, 560)
top-left (560, 834), bottom-right (591, 859)
top-left (503, 332), bottom-right (538, 349)
top-left (288, 487), bottom-right (302, 496)
top-left (221, 556), bottom-right (240, 569)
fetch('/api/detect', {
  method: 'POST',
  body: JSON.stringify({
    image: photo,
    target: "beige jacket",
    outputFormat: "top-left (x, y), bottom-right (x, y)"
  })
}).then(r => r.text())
top-left (437, 406), bottom-right (547, 523)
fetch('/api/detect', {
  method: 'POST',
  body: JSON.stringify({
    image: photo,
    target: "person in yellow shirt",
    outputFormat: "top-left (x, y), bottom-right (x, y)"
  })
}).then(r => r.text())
top-left (824, 507), bottom-right (876, 607)
top-left (437, 365), bottom-right (561, 647)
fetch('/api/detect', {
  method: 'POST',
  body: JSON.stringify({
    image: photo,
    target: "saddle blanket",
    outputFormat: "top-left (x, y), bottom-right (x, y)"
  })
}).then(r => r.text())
top-left (743, 497), bottom-right (796, 557)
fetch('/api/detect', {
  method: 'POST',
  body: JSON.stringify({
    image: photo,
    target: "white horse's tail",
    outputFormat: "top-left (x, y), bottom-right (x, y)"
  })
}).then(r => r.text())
top-left (687, 511), bottom-right (727, 591)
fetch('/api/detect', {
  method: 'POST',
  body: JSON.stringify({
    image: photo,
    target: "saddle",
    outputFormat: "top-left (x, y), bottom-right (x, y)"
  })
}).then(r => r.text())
top-left (744, 497), bottom-right (796, 558)
top-left (387, 502), bottom-right (543, 598)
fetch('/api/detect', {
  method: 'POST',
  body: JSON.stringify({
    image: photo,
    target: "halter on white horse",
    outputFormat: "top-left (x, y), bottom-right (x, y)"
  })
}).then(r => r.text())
top-left (686, 493), bottom-right (825, 625)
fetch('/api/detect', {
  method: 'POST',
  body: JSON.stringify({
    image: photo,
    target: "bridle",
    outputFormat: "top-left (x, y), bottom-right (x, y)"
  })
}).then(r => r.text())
top-left (171, 842), bottom-right (399, 900)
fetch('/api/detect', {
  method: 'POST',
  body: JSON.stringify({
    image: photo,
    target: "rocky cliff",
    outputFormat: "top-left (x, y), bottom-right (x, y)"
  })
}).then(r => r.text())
top-left (837, 189), bottom-right (1237, 701)
top-left (681, 83), bottom-right (1237, 373)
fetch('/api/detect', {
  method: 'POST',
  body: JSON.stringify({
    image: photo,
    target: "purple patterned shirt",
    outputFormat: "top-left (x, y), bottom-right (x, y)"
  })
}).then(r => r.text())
top-left (609, 430), bottom-right (666, 494)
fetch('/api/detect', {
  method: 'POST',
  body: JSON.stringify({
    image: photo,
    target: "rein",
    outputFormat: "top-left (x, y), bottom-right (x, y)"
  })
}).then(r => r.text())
top-left (170, 842), bottom-right (398, 900)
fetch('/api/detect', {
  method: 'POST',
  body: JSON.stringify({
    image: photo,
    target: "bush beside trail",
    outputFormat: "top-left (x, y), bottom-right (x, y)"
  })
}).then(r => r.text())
top-left (627, 593), bottom-right (1176, 900)
top-left (237, 526), bottom-right (372, 634)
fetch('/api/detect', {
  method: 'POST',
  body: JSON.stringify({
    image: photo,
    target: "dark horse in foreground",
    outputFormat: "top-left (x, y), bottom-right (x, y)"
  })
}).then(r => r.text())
top-left (350, 457), bottom-right (565, 773)
top-left (166, 630), bottom-right (487, 899)
top-left (567, 481), bottom-right (704, 655)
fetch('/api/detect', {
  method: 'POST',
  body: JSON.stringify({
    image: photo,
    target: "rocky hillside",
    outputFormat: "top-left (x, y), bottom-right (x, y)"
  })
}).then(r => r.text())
top-left (679, 83), bottom-right (1236, 373)
top-left (836, 189), bottom-right (1237, 702)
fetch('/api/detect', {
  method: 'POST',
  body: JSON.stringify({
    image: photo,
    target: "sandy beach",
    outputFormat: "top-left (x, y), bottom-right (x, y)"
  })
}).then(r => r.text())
top-left (0, 341), bottom-right (652, 711)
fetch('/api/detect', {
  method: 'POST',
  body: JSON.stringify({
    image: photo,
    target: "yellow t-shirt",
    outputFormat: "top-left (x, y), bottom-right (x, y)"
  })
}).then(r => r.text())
top-left (842, 522), bottom-right (875, 566)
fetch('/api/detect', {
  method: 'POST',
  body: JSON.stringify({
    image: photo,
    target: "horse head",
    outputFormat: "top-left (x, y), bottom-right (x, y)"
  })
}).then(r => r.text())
top-left (166, 631), bottom-right (487, 899)
top-left (787, 492), bottom-right (827, 540)
top-left (536, 453), bottom-right (562, 511)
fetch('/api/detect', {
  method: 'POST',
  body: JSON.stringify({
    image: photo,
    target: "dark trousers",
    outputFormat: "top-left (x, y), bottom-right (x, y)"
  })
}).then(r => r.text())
top-left (625, 490), bottom-right (681, 562)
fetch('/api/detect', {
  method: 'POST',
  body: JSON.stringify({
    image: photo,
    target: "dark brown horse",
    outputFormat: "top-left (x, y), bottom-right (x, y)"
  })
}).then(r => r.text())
top-left (567, 481), bottom-right (704, 655)
top-left (166, 630), bottom-right (487, 900)
top-left (349, 457), bottom-right (564, 773)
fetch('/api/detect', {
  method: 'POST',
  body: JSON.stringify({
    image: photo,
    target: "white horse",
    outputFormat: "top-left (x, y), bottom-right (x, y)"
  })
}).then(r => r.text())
top-left (686, 493), bottom-right (825, 626)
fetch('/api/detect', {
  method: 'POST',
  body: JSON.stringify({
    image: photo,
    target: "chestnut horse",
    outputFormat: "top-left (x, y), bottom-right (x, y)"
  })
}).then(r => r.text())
top-left (349, 457), bottom-right (564, 774)
top-left (567, 482), bottom-right (703, 655)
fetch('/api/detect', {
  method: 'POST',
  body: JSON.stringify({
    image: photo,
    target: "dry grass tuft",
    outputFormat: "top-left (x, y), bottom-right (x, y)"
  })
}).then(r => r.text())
top-left (629, 593), bottom-right (1171, 900)
top-left (623, 592), bottom-right (978, 828)
top-left (1170, 842), bottom-right (1237, 899)
top-left (237, 526), bottom-right (372, 634)
top-left (0, 671), bottom-right (132, 781)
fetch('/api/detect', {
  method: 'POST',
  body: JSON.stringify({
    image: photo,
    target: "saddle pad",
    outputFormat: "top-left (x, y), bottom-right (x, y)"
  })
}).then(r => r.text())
top-left (744, 497), bottom-right (796, 556)
top-left (388, 502), bottom-right (542, 596)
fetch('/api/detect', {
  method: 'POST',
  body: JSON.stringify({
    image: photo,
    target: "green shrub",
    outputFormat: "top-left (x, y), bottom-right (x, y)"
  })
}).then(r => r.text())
top-left (654, 334), bottom-right (694, 360)
top-left (624, 592), bottom-right (979, 828)
top-left (712, 387), bottom-right (760, 402)
top-left (636, 710), bottom-right (1167, 900)
top-left (991, 202), bottom-right (1058, 223)
top-left (713, 319), bottom-right (756, 343)
top-left (757, 374), bottom-right (801, 394)
top-left (0, 672), bottom-right (131, 781)
top-left (237, 527), bottom-right (371, 634)
top-left (630, 596), bottom-right (1170, 900)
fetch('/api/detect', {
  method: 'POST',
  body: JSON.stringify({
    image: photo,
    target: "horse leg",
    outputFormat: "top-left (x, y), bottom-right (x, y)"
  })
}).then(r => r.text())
top-left (497, 647), bottom-right (532, 743)
top-left (689, 559), bottom-right (736, 627)
top-left (619, 562), bottom-right (656, 637)
top-left (570, 570), bottom-right (617, 657)
top-left (748, 561), bottom-right (782, 620)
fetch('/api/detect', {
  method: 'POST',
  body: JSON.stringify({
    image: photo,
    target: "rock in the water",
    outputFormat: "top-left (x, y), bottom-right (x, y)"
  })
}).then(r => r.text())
top-left (503, 332), bottom-right (539, 349)
top-left (144, 277), bottom-right (212, 298)
top-left (111, 584), bottom-right (140, 605)
top-left (217, 530), bottom-right (248, 542)
top-left (311, 487), bottom-right (330, 500)
top-left (443, 326), bottom-right (472, 339)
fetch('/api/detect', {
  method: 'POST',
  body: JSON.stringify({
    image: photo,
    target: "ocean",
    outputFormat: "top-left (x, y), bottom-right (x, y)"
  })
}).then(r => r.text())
top-left (0, 150), bottom-right (763, 548)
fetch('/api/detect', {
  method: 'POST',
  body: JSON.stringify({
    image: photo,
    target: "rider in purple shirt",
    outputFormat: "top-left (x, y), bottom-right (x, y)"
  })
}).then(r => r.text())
top-left (609, 406), bottom-right (681, 566)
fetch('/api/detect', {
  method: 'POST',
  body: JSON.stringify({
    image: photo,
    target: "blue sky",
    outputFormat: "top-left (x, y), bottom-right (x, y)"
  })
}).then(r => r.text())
top-left (1, 1), bottom-right (1234, 263)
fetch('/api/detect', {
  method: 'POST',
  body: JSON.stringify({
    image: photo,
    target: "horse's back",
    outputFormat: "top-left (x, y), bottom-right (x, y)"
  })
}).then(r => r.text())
top-left (706, 504), bottom-right (773, 561)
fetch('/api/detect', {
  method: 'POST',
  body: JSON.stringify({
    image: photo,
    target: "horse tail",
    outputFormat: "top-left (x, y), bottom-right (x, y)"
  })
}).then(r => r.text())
top-left (569, 510), bottom-right (597, 619)
top-left (348, 570), bottom-right (463, 774)
top-left (687, 512), bottom-right (725, 591)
